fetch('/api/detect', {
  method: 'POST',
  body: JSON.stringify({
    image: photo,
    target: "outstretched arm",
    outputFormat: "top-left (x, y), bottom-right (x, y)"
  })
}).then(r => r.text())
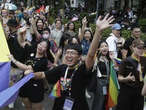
top-left (9, 54), bottom-right (32, 71)
top-left (85, 14), bottom-right (114, 70)
top-left (78, 17), bottom-right (87, 41)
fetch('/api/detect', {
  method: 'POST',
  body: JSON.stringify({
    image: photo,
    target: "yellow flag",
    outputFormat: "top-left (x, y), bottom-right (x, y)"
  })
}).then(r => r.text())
top-left (0, 22), bottom-right (10, 62)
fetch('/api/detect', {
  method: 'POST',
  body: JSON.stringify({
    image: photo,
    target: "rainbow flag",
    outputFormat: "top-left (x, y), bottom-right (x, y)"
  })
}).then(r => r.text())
top-left (0, 21), bottom-right (10, 92)
top-left (49, 80), bottom-right (61, 99)
top-left (0, 22), bottom-right (35, 108)
top-left (114, 58), bottom-right (121, 65)
top-left (107, 61), bottom-right (120, 108)
top-left (36, 5), bottom-right (45, 13)
top-left (0, 73), bottom-right (34, 107)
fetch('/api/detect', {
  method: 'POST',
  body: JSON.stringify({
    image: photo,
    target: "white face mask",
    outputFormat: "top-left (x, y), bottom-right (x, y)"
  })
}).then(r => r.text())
top-left (2, 12), bottom-right (7, 17)
top-left (42, 34), bottom-right (49, 39)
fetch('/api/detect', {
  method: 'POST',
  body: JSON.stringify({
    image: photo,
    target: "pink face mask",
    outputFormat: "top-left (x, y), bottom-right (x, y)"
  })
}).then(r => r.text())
top-left (2, 12), bottom-right (7, 16)
top-left (42, 34), bottom-right (50, 39)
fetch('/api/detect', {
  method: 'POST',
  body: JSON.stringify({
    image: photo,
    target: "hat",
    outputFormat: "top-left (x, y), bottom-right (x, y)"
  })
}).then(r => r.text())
top-left (7, 19), bottom-right (19, 27)
top-left (112, 23), bottom-right (121, 30)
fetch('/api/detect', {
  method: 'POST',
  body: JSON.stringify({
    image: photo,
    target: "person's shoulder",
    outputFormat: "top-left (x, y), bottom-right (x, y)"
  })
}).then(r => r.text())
top-left (79, 61), bottom-right (90, 71)
top-left (123, 56), bottom-right (137, 66)
top-left (125, 37), bottom-right (134, 42)
top-left (106, 34), bottom-right (115, 41)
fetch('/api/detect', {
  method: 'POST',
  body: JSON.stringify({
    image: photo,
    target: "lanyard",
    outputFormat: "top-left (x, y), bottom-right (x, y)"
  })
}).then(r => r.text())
top-left (63, 67), bottom-right (69, 83)
top-left (61, 64), bottom-right (80, 96)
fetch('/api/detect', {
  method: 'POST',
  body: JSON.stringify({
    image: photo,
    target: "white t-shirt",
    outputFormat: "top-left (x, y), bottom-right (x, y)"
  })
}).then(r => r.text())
top-left (106, 33), bottom-right (119, 58)
top-left (51, 28), bottom-right (63, 47)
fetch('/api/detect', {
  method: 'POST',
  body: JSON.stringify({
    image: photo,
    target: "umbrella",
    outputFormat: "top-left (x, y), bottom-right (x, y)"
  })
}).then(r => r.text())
top-left (4, 3), bottom-right (17, 10)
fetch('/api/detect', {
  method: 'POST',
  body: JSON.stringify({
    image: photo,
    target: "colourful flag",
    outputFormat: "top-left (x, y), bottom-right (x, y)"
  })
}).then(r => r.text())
top-left (0, 21), bottom-right (35, 108)
top-left (49, 80), bottom-right (61, 99)
top-left (0, 63), bottom-right (10, 92)
top-left (0, 22), bottom-right (10, 62)
top-left (107, 61), bottom-right (120, 108)
top-left (36, 5), bottom-right (45, 13)
top-left (0, 73), bottom-right (34, 108)
top-left (114, 58), bottom-right (121, 65)
top-left (0, 21), bottom-right (10, 92)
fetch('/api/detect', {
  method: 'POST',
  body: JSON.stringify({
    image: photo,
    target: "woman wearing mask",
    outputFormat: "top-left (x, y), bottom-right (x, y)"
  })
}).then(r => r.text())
top-left (42, 28), bottom-right (58, 54)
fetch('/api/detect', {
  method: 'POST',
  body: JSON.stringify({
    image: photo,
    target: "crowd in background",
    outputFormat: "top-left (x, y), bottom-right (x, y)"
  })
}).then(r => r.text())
top-left (0, 2), bottom-right (146, 110)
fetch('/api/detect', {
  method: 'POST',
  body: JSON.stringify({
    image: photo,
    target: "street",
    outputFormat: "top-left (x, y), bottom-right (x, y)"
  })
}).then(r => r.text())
top-left (0, 92), bottom-right (54, 110)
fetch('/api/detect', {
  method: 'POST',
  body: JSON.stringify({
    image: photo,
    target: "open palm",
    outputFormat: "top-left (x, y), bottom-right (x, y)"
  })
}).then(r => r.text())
top-left (96, 14), bottom-right (115, 31)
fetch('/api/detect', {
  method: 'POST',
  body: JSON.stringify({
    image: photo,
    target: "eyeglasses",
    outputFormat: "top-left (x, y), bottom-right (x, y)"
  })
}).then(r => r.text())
top-left (137, 46), bottom-right (144, 50)
top-left (64, 51), bottom-right (78, 56)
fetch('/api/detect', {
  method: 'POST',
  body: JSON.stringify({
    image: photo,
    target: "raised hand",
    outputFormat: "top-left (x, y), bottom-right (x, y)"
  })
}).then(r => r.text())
top-left (82, 16), bottom-right (88, 25)
top-left (96, 14), bottom-right (114, 31)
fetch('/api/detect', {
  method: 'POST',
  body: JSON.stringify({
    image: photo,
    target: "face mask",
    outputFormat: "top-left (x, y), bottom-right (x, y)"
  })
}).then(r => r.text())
top-left (43, 34), bottom-right (49, 39)
top-left (2, 13), bottom-right (7, 17)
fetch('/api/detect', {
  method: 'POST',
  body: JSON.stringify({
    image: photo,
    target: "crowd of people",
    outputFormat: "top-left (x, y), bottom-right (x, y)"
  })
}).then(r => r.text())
top-left (0, 3), bottom-right (146, 110)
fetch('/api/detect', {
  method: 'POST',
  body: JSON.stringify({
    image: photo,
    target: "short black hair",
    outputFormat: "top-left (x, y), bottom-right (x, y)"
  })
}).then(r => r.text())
top-left (7, 18), bottom-right (19, 27)
top-left (64, 43), bottom-right (82, 55)
top-left (131, 25), bottom-right (140, 31)
top-left (43, 28), bottom-right (51, 34)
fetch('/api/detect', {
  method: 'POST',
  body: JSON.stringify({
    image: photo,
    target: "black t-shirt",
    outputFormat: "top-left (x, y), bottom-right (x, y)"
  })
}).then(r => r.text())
top-left (19, 55), bottom-right (48, 102)
top-left (123, 37), bottom-right (135, 57)
top-left (27, 56), bottom-right (48, 72)
top-left (45, 63), bottom-right (91, 110)
top-left (8, 36), bottom-right (32, 67)
top-left (97, 61), bottom-right (109, 76)
top-left (118, 56), bottom-right (143, 88)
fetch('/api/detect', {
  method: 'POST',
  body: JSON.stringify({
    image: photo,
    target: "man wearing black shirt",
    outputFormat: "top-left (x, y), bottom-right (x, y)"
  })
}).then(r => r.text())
top-left (25, 14), bottom-right (114, 110)
top-left (123, 26), bottom-right (141, 58)
top-left (117, 39), bottom-right (144, 110)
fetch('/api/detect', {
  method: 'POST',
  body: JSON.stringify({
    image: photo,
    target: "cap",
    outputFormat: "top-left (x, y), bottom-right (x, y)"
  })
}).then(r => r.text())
top-left (112, 23), bottom-right (121, 30)
top-left (7, 19), bottom-right (19, 27)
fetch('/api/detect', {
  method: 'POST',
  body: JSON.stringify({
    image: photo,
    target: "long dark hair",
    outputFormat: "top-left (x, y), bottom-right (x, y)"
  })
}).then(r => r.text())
top-left (38, 39), bottom-right (54, 63)
top-left (84, 29), bottom-right (93, 42)
top-left (66, 22), bottom-right (75, 31)
top-left (96, 40), bottom-right (110, 61)
top-left (36, 18), bottom-right (44, 30)
top-left (59, 33), bottom-right (70, 49)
